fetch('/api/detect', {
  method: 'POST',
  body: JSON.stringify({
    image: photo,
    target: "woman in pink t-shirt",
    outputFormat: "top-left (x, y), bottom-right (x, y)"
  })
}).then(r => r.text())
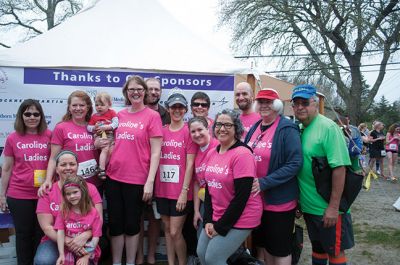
top-left (197, 109), bottom-right (263, 265)
top-left (385, 123), bottom-right (400, 181)
top-left (154, 92), bottom-right (196, 265)
top-left (188, 116), bottom-right (218, 231)
top-left (35, 150), bottom-right (103, 265)
top-left (246, 89), bottom-right (302, 265)
top-left (105, 75), bottom-right (163, 265)
top-left (0, 99), bottom-right (51, 265)
top-left (39, 90), bottom-right (100, 194)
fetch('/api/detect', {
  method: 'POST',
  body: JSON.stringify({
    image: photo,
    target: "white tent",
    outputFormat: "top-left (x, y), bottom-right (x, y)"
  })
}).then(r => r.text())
top-left (0, 0), bottom-right (250, 74)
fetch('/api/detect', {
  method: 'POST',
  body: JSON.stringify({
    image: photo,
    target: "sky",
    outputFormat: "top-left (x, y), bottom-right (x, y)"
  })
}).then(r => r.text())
top-left (1, 0), bottom-right (399, 102)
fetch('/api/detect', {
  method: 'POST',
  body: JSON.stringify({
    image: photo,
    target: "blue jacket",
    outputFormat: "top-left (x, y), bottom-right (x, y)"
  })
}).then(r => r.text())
top-left (245, 116), bottom-right (303, 205)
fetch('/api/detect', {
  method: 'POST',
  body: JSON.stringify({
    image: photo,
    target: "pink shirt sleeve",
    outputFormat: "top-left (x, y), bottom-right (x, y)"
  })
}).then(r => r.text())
top-left (91, 210), bottom-right (102, 237)
top-left (88, 183), bottom-right (102, 204)
top-left (54, 212), bottom-right (65, 230)
top-left (232, 149), bottom-right (256, 179)
top-left (3, 134), bottom-right (14, 157)
top-left (148, 112), bottom-right (163, 138)
top-left (51, 123), bottom-right (65, 146)
top-left (36, 193), bottom-right (52, 214)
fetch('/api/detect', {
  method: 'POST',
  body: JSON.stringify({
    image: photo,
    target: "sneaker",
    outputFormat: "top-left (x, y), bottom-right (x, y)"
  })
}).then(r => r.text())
top-left (187, 255), bottom-right (201, 265)
top-left (377, 169), bottom-right (381, 175)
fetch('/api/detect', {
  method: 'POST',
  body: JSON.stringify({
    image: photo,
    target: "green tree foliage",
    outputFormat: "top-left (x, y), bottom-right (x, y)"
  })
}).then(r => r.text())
top-left (0, 0), bottom-right (84, 48)
top-left (370, 96), bottom-right (400, 127)
top-left (219, 0), bottom-right (400, 124)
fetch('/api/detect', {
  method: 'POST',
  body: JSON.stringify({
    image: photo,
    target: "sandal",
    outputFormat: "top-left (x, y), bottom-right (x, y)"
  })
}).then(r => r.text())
top-left (97, 169), bottom-right (107, 180)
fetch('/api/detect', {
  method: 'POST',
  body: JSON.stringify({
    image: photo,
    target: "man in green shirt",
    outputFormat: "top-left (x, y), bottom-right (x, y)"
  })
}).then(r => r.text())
top-left (292, 84), bottom-right (354, 265)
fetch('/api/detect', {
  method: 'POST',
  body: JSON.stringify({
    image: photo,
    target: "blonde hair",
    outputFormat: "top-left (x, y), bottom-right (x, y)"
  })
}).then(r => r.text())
top-left (95, 92), bottom-right (112, 106)
top-left (61, 175), bottom-right (93, 218)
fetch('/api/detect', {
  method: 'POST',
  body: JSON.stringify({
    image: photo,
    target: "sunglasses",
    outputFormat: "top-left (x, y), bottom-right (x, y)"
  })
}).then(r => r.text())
top-left (23, 112), bottom-right (40, 118)
top-left (192, 102), bottom-right (209, 108)
top-left (291, 99), bottom-right (314, 107)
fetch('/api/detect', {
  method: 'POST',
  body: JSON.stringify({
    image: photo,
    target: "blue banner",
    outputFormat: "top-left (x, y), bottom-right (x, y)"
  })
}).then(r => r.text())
top-left (24, 68), bottom-right (234, 91)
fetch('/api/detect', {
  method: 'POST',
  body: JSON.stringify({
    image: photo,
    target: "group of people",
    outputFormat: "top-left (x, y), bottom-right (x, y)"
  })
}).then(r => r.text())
top-left (0, 77), bottom-right (357, 265)
top-left (358, 121), bottom-right (400, 181)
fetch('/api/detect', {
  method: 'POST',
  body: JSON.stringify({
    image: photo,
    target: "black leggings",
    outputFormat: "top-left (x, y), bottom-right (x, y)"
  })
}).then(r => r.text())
top-left (7, 197), bottom-right (43, 265)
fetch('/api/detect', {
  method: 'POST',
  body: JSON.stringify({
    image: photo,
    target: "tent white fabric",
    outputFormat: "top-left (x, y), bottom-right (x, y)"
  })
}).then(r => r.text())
top-left (0, 0), bottom-right (250, 74)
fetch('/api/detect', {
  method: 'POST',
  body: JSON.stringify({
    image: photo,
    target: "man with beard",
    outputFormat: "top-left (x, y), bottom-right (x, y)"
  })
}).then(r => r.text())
top-left (146, 77), bottom-right (171, 125)
top-left (235, 82), bottom-right (260, 138)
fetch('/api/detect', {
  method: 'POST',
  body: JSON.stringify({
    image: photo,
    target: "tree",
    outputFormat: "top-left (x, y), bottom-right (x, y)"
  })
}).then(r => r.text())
top-left (0, 0), bottom-right (84, 48)
top-left (220, 0), bottom-right (400, 124)
top-left (371, 96), bottom-right (400, 127)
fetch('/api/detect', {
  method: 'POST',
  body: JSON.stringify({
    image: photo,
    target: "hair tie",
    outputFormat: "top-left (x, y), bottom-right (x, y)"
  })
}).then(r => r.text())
top-left (63, 183), bottom-right (80, 189)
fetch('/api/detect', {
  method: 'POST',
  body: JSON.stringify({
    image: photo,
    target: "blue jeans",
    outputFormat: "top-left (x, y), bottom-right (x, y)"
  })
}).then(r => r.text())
top-left (197, 228), bottom-right (251, 265)
top-left (33, 240), bottom-right (58, 265)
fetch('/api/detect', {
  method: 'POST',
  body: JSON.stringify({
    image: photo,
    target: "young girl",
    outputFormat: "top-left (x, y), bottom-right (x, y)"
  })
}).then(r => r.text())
top-left (87, 92), bottom-right (118, 179)
top-left (385, 123), bottom-right (400, 181)
top-left (55, 176), bottom-right (102, 265)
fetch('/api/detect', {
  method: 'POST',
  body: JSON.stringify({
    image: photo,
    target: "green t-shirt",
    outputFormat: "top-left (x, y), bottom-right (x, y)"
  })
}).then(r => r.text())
top-left (298, 114), bottom-right (351, 215)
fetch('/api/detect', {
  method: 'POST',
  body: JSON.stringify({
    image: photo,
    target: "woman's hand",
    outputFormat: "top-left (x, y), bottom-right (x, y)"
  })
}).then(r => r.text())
top-left (66, 233), bottom-right (88, 254)
top-left (251, 178), bottom-right (260, 196)
top-left (176, 190), bottom-right (188, 212)
top-left (76, 254), bottom-right (90, 265)
top-left (205, 223), bottom-right (218, 238)
top-left (142, 180), bottom-right (154, 202)
top-left (38, 179), bottom-right (52, 197)
top-left (56, 255), bottom-right (65, 265)
top-left (193, 210), bottom-right (203, 229)
top-left (0, 195), bottom-right (8, 212)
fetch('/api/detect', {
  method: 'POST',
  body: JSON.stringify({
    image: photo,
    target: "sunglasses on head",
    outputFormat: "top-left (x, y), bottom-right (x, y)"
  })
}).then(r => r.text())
top-left (23, 112), bottom-right (40, 118)
top-left (192, 102), bottom-right (209, 108)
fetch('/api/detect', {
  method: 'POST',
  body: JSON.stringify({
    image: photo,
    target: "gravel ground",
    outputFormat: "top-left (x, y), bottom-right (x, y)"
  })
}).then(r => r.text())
top-left (298, 165), bottom-right (400, 265)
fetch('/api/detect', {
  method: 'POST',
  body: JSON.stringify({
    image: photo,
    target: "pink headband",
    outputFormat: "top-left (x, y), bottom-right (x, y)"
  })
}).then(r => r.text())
top-left (64, 183), bottom-right (80, 189)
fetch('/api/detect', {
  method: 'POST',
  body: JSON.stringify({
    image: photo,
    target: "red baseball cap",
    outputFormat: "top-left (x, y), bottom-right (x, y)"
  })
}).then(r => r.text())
top-left (255, 88), bottom-right (280, 100)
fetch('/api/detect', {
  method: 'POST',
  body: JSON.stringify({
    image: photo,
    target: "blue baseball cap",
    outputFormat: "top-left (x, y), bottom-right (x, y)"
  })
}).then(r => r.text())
top-left (291, 84), bottom-right (317, 100)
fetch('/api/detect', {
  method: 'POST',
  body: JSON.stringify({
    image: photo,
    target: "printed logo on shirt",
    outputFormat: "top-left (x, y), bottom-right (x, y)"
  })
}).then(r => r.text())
top-left (195, 163), bottom-right (206, 174)
top-left (205, 164), bottom-right (229, 175)
top-left (207, 179), bottom-right (222, 189)
top-left (119, 121), bottom-right (144, 129)
top-left (67, 132), bottom-right (93, 140)
top-left (24, 153), bottom-right (48, 161)
top-left (160, 151), bottom-right (181, 160)
top-left (16, 141), bottom-right (48, 149)
top-left (162, 139), bottom-right (183, 148)
top-left (50, 202), bottom-right (60, 211)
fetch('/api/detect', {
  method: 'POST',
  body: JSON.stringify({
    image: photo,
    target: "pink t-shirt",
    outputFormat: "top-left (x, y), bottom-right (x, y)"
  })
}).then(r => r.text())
top-left (155, 124), bottom-right (197, 200)
top-left (3, 130), bottom-right (52, 199)
top-left (194, 138), bottom-right (219, 188)
top-left (107, 107), bottom-right (163, 185)
top-left (36, 182), bottom-right (102, 242)
top-left (385, 134), bottom-right (399, 152)
top-left (248, 117), bottom-right (296, 212)
top-left (54, 207), bottom-right (102, 263)
top-left (204, 146), bottom-right (262, 229)
top-left (240, 112), bottom-right (261, 138)
top-left (52, 121), bottom-right (99, 186)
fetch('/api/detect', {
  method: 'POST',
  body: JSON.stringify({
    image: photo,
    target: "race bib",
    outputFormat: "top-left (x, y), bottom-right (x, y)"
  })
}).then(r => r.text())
top-left (78, 159), bottom-right (98, 179)
top-left (160, 164), bottom-right (179, 183)
top-left (34, 170), bottom-right (47, 187)
top-left (389, 144), bottom-right (397, 151)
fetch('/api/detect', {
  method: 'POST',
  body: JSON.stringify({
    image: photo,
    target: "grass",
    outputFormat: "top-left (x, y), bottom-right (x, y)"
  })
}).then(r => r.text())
top-left (353, 223), bottom-right (400, 248)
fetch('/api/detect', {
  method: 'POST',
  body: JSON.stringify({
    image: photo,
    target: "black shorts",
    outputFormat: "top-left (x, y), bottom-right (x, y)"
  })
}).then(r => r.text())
top-left (155, 198), bottom-right (193, 217)
top-left (304, 213), bottom-right (354, 256)
top-left (386, 149), bottom-right (398, 154)
top-left (257, 209), bottom-right (296, 257)
top-left (369, 148), bottom-right (384, 158)
top-left (105, 177), bottom-right (144, 236)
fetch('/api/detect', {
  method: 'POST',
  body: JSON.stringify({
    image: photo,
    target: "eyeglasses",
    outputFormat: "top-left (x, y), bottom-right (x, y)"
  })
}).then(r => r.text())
top-left (192, 102), bottom-right (209, 108)
top-left (215, 122), bottom-right (234, 129)
top-left (23, 112), bottom-right (40, 118)
top-left (127, 88), bottom-right (145, 93)
top-left (292, 99), bottom-right (313, 108)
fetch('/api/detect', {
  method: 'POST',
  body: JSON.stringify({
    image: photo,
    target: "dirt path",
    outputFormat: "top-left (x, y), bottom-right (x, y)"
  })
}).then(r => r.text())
top-left (298, 168), bottom-right (400, 265)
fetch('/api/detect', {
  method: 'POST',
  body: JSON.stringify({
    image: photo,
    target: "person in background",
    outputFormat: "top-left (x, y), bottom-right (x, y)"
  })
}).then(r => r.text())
top-left (191, 92), bottom-right (213, 127)
top-left (34, 150), bottom-right (103, 265)
top-left (247, 89), bottom-right (302, 265)
top-left (369, 121), bottom-right (386, 179)
top-left (385, 123), bottom-right (400, 181)
top-left (292, 84), bottom-right (354, 265)
top-left (358, 123), bottom-right (371, 170)
top-left (87, 92), bottom-right (118, 180)
top-left (197, 109), bottom-right (263, 265)
top-left (105, 75), bottom-right (162, 265)
top-left (39, 90), bottom-right (101, 194)
top-left (136, 77), bottom-right (170, 265)
top-left (234, 82), bottom-right (260, 138)
top-left (155, 92), bottom-right (196, 265)
top-left (0, 99), bottom-right (51, 265)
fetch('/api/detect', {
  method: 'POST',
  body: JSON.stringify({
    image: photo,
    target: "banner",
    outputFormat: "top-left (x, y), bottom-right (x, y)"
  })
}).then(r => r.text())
top-left (0, 67), bottom-right (234, 147)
